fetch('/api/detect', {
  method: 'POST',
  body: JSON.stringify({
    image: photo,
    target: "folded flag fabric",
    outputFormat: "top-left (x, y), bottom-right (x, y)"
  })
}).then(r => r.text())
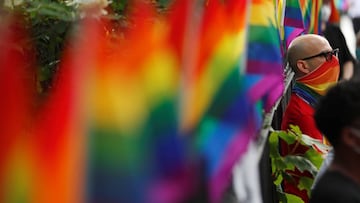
top-left (246, 0), bottom-right (284, 112)
top-left (284, 0), bottom-right (305, 28)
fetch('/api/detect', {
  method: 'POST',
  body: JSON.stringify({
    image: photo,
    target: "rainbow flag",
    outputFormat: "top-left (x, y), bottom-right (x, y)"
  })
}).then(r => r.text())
top-left (283, 0), bottom-right (305, 50)
top-left (335, 0), bottom-right (349, 12)
top-left (329, 0), bottom-right (340, 24)
top-left (284, 26), bottom-right (305, 48)
top-left (299, 0), bottom-right (312, 32)
top-left (0, 4), bottom-right (192, 203)
top-left (284, 0), bottom-right (305, 28)
top-left (0, 1), bottom-right (300, 202)
top-left (176, 0), bottom-right (263, 202)
top-left (299, 0), bottom-right (322, 34)
top-left (246, 0), bottom-right (284, 112)
top-left (0, 14), bottom-right (37, 203)
top-left (276, 0), bottom-right (286, 43)
top-left (76, 5), bottom-right (191, 202)
top-left (309, 0), bottom-right (322, 34)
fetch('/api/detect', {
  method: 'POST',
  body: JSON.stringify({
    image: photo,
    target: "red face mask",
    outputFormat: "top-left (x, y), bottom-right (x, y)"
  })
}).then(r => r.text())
top-left (296, 55), bottom-right (340, 96)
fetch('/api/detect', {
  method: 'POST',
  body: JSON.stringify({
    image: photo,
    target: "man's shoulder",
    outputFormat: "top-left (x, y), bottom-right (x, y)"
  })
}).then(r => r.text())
top-left (282, 94), bottom-right (315, 129)
top-left (285, 94), bottom-right (314, 113)
top-left (310, 171), bottom-right (360, 202)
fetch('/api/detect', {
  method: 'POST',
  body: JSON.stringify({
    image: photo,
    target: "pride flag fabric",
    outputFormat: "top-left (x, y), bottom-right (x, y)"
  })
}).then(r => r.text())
top-left (175, 0), bottom-right (261, 202)
top-left (246, 0), bottom-right (284, 112)
top-left (283, 0), bottom-right (305, 48)
top-left (335, 0), bottom-right (349, 12)
top-left (0, 0), bottom-right (327, 203)
top-left (285, 0), bottom-right (305, 28)
top-left (74, 5), bottom-right (190, 203)
top-left (299, 0), bottom-right (322, 34)
top-left (309, 0), bottom-right (322, 34)
top-left (0, 14), bottom-right (36, 203)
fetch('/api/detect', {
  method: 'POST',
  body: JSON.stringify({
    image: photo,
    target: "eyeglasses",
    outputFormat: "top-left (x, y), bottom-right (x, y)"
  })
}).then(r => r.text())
top-left (300, 48), bottom-right (339, 61)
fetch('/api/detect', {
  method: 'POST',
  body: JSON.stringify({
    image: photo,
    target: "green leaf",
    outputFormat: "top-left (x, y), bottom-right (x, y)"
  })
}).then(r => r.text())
top-left (269, 131), bottom-right (281, 158)
top-left (298, 176), bottom-right (314, 197)
top-left (54, 21), bottom-right (69, 34)
top-left (276, 185), bottom-right (288, 203)
top-left (285, 193), bottom-right (305, 203)
top-left (278, 130), bottom-right (297, 145)
top-left (271, 158), bottom-right (277, 173)
top-left (304, 148), bottom-right (324, 169)
top-left (274, 157), bottom-right (288, 171)
top-left (282, 171), bottom-right (295, 183)
top-left (274, 172), bottom-right (283, 186)
top-left (284, 155), bottom-right (318, 177)
top-left (157, 0), bottom-right (172, 8)
top-left (110, 0), bottom-right (128, 13)
top-left (289, 124), bottom-right (303, 136)
top-left (300, 133), bottom-right (331, 153)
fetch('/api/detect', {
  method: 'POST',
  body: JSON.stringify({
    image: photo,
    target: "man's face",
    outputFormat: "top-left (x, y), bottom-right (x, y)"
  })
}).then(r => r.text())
top-left (299, 38), bottom-right (334, 73)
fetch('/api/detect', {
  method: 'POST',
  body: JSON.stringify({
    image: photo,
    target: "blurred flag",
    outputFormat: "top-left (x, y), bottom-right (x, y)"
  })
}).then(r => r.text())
top-left (283, 0), bottom-right (306, 48)
top-left (285, 0), bottom-right (305, 28)
top-left (0, 13), bottom-right (35, 203)
top-left (246, 0), bottom-right (284, 112)
top-left (176, 0), bottom-right (259, 202)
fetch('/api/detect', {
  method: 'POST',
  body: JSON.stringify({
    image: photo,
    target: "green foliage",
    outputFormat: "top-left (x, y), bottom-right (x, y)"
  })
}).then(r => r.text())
top-left (285, 193), bottom-right (304, 203)
top-left (110, 0), bottom-right (128, 14)
top-left (269, 125), bottom-right (330, 203)
top-left (7, 0), bottom-right (77, 93)
top-left (154, 0), bottom-right (173, 10)
top-left (2, 0), bottom-right (174, 94)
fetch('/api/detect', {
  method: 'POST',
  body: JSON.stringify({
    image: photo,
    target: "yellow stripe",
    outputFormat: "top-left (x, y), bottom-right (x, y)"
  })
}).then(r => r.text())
top-left (250, 0), bottom-right (277, 26)
top-left (304, 81), bottom-right (337, 95)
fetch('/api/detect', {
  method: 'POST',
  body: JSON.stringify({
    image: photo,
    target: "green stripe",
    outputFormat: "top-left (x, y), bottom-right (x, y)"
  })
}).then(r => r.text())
top-left (248, 25), bottom-right (279, 44)
top-left (287, 0), bottom-right (300, 8)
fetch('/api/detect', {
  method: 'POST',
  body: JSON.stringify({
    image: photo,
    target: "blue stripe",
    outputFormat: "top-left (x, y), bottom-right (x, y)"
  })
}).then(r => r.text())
top-left (285, 6), bottom-right (303, 20)
top-left (248, 43), bottom-right (282, 62)
top-left (198, 118), bottom-right (238, 178)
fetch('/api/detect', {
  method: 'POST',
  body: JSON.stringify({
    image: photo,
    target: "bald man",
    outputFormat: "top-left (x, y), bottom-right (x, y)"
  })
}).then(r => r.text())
top-left (281, 34), bottom-right (340, 202)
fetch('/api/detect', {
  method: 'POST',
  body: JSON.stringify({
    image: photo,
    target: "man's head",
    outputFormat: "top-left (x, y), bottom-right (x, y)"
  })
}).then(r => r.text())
top-left (287, 34), bottom-right (335, 78)
top-left (315, 80), bottom-right (360, 153)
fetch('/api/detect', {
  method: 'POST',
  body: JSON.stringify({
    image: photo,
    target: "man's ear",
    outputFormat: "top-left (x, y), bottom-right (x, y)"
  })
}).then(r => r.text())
top-left (296, 60), bottom-right (311, 74)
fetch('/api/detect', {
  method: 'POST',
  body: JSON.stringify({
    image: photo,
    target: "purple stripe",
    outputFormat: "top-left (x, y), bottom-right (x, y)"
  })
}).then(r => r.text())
top-left (210, 123), bottom-right (255, 203)
top-left (248, 75), bottom-right (284, 111)
top-left (247, 75), bottom-right (281, 103)
top-left (265, 80), bottom-right (284, 111)
top-left (149, 166), bottom-right (198, 203)
top-left (286, 27), bottom-right (304, 48)
top-left (284, 18), bottom-right (304, 28)
top-left (247, 60), bottom-right (283, 75)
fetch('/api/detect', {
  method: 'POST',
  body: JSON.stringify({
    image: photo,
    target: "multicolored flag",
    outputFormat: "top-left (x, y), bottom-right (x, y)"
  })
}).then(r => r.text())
top-left (0, 13), bottom-right (36, 203)
top-left (1, 1), bottom-right (333, 203)
top-left (285, 0), bottom-right (305, 28)
top-left (246, 0), bottom-right (284, 112)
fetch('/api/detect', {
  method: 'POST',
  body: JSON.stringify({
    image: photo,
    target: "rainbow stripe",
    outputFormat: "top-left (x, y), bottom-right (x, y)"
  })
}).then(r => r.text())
top-left (335, 0), bottom-right (349, 12)
top-left (0, 15), bottom-right (34, 203)
top-left (1, 1), bottom-right (328, 203)
top-left (299, 0), bottom-right (322, 34)
top-left (79, 5), bottom-right (189, 202)
top-left (283, 0), bottom-right (305, 48)
top-left (309, 0), bottom-right (322, 34)
top-left (284, 26), bottom-right (305, 48)
top-left (284, 0), bottom-right (305, 28)
top-left (299, 0), bottom-right (312, 32)
top-left (177, 0), bottom-right (256, 202)
top-left (246, 0), bottom-right (284, 111)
